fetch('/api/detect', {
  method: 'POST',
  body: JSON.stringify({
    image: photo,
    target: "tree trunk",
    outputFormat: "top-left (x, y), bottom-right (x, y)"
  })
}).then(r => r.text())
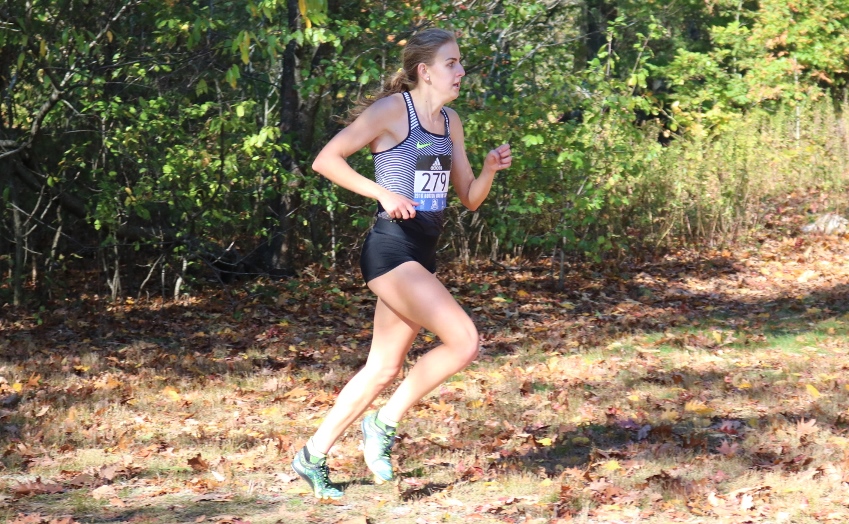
top-left (575, 0), bottom-right (614, 72)
top-left (268, 0), bottom-right (305, 273)
top-left (11, 177), bottom-right (24, 306)
top-left (269, 1), bottom-right (335, 273)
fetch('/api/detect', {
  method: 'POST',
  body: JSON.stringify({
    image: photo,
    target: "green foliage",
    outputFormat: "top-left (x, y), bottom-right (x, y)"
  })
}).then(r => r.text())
top-left (2, 0), bottom-right (849, 306)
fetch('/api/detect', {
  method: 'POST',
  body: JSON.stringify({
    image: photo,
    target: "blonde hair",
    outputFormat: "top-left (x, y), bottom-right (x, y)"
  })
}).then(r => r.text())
top-left (343, 28), bottom-right (456, 124)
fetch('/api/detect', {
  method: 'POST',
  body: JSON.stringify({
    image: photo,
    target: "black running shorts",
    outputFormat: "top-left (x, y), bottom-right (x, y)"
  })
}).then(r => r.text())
top-left (360, 218), bottom-right (439, 283)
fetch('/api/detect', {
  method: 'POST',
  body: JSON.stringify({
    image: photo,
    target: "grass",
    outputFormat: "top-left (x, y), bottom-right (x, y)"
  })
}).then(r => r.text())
top-left (2, 233), bottom-right (849, 523)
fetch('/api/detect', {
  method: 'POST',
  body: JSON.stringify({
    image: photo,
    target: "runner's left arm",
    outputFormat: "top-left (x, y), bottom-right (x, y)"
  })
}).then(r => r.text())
top-left (447, 108), bottom-right (512, 211)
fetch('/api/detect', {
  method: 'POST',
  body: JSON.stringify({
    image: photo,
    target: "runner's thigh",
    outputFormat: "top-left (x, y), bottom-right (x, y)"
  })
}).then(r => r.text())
top-left (367, 261), bottom-right (475, 347)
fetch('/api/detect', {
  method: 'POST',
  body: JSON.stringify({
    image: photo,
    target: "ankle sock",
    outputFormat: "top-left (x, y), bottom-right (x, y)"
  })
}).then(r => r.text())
top-left (305, 437), bottom-right (327, 464)
top-left (376, 410), bottom-right (398, 432)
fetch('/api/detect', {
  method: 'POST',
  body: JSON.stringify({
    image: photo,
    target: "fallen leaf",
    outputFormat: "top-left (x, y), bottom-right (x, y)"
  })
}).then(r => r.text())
top-left (601, 460), bottom-right (621, 472)
top-left (283, 387), bottom-right (310, 399)
top-left (91, 485), bottom-right (117, 500)
top-left (162, 386), bottom-right (181, 401)
top-left (684, 400), bottom-right (714, 416)
top-left (336, 517), bottom-right (368, 524)
top-left (717, 440), bottom-right (739, 457)
top-left (797, 418), bottom-right (818, 437)
top-left (805, 384), bottom-right (822, 399)
top-left (12, 478), bottom-right (65, 498)
top-left (188, 453), bottom-right (210, 472)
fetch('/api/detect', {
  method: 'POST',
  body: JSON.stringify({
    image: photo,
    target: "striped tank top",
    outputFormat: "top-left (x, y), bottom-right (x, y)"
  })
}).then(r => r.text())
top-left (373, 91), bottom-right (453, 237)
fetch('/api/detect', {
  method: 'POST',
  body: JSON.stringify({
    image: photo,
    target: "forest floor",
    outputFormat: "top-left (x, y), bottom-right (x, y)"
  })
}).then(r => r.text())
top-left (2, 195), bottom-right (849, 524)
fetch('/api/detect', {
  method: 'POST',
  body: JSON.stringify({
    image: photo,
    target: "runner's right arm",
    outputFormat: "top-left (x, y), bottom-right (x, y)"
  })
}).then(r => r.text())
top-left (312, 96), bottom-right (421, 220)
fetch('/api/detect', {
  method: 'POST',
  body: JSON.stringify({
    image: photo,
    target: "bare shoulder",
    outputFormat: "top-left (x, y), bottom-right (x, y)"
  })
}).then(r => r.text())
top-left (363, 93), bottom-right (410, 152)
top-left (362, 93), bottom-right (407, 122)
top-left (444, 106), bottom-right (465, 137)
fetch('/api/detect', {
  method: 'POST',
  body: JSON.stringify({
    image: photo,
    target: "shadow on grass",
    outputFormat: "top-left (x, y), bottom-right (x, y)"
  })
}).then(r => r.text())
top-left (2, 252), bottom-right (848, 519)
top-left (3, 494), bottom-right (278, 524)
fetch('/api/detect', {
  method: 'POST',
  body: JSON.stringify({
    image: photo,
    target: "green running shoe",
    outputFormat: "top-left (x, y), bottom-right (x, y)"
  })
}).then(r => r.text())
top-left (291, 448), bottom-right (344, 500)
top-left (362, 411), bottom-right (397, 484)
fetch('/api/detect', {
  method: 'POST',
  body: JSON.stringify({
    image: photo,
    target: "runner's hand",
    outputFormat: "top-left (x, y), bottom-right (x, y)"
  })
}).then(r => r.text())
top-left (379, 190), bottom-right (420, 220)
top-left (484, 143), bottom-right (512, 173)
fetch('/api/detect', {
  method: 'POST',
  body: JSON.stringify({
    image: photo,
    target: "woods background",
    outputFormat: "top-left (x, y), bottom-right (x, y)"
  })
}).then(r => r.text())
top-left (2, 0), bottom-right (848, 307)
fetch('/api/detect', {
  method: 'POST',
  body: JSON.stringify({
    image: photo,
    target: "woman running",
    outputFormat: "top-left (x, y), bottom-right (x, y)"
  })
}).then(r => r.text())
top-left (292, 27), bottom-right (513, 499)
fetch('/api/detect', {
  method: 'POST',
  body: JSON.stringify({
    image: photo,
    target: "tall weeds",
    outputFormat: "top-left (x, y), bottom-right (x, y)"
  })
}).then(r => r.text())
top-left (643, 100), bottom-right (849, 249)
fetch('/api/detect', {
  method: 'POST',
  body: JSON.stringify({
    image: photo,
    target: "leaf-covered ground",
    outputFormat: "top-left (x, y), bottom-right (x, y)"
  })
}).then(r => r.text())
top-left (2, 204), bottom-right (849, 523)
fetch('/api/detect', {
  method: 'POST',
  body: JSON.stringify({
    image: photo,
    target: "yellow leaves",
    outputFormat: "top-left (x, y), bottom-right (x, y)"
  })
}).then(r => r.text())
top-left (601, 460), bottom-right (621, 472)
top-left (536, 437), bottom-right (554, 447)
top-left (162, 386), bottom-right (181, 402)
top-left (259, 406), bottom-right (281, 417)
top-left (487, 370), bottom-right (506, 381)
top-left (559, 301), bottom-right (576, 310)
top-left (239, 32), bottom-right (251, 65)
top-left (684, 400), bottom-right (714, 417)
top-left (660, 410), bottom-right (682, 426)
top-left (446, 381), bottom-right (467, 391)
top-left (712, 331), bottom-right (723, 345)
top-left (805, 384), bottom-right (822, 399)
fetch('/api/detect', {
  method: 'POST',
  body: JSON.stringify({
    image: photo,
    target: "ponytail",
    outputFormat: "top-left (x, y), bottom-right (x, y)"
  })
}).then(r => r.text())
top-left (342, 28), bottom-right (456, 125)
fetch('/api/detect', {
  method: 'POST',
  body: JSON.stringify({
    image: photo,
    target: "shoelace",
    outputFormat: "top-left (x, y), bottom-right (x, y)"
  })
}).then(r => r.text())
top-left (378, 433), bottom-right (394, 459)
top-left (317, 463), bottom-right (332, 484)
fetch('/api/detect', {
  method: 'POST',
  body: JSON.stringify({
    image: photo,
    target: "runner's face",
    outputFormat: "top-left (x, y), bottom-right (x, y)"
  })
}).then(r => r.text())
top-left (424, 41), bottom-right (464, 100)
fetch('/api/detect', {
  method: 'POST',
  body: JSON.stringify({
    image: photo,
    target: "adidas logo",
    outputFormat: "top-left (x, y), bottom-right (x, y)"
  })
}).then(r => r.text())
top-left (430, 158), bottom-right (443, 171)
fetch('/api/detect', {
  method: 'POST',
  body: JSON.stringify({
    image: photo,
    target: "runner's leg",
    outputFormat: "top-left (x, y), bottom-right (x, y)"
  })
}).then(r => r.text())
top-left (366, 261), bottom-right (479, 423)
top-left (309, 297), bottom-right (420, 453)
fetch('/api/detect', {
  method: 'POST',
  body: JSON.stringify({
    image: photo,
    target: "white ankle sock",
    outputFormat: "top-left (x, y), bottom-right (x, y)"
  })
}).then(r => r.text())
top-left (306, 437), bottom-right (326, 460)
top-left (377, 409), bottom-right (398, 429)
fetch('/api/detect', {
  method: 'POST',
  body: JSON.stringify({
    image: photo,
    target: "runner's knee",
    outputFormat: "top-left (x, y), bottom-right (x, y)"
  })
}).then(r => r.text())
top-left (451, 322), bottom-right (479, 366)
top-left (364, 361), bottom-right (403, 388)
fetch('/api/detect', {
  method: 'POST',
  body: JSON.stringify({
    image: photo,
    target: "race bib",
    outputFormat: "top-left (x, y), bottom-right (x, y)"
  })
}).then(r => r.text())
top-left (414, 154), bottom-right (451, 211)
